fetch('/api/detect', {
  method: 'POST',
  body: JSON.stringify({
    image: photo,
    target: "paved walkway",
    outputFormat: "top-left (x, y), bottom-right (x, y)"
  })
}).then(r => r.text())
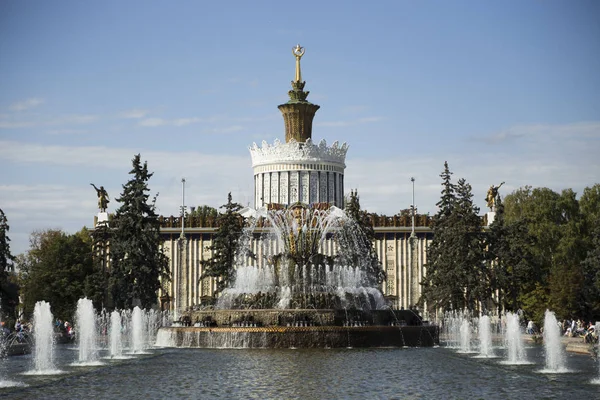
top-left (522, 334), bottom-right (597, 355)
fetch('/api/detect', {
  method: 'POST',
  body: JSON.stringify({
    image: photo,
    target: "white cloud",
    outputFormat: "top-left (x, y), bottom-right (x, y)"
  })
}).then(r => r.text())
top-left (139, 117), bottom-right (167, 127)
top-left (173, 117), bottom-right (201, 127)
top-left (119, 109), bottom-right (150, 119)
top-left (9, 98), bottom-right (45, 112)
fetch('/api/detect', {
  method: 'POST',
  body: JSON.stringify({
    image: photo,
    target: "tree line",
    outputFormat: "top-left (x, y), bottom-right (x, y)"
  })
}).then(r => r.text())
top-left (420, 161), bottom-right (600, 325)
top-left (0, 154), bottom-right (170, 324)
top-left (2, 157), bottom-right (598, 327)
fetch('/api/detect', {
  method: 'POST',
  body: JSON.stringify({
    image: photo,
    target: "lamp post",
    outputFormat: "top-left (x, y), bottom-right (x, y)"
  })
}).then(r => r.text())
top-left (409, 177), bottom-right (418, 310)
top-left (178, 178), bottom-right (187, 317)
top-left (410, 177), bottom-right (415, 239)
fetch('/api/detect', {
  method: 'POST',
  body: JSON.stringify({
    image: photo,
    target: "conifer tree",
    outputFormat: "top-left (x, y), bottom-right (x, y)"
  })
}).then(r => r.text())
top-left (0, 208), bottom-right (18, 320)
top-left (420, 162), bottom-right (461, 311)
top-left (343, 190), bottom-right (385, 284)
top-left (421, 162), bottom-right (490, 312)
top-left (109, 154), bottom-right (170, 309)
top-left (454, 178), bottom-right (486, 311)
top-left (200, 193), bottom-right (244, 295)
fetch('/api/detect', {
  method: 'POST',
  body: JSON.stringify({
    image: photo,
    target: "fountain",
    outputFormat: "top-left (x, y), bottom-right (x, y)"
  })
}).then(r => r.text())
top-left (477, 315), bottom-right (495, 358)
top-left (27, 301), bottom-right (60, 374)
top-left (458, 317), bottom-right (473, 353)
top-left (130, 307), bottom-right (146, 353)
top-left (595, 322), bottom-right (600, 384)
top-left (541, 309), bottom-right (568, 373)
top-left (109, 310), bottom-right (124, 358)
top-left (501, 312), bottom-right (529, 365)
top-left (75, 298), bottom-right (100, 365)
top-left (160, 203), bottom-right (438, 348)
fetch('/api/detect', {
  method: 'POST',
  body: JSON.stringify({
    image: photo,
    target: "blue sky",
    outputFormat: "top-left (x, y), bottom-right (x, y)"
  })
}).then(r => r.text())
top-left (1, 1), bottom-right (599, 255)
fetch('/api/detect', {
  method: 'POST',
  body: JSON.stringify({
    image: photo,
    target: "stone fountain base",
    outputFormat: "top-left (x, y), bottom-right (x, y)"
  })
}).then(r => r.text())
top-left (157, 309), bottom-right (439, 348)
top-left (159, 325), bottom-right (438, 348)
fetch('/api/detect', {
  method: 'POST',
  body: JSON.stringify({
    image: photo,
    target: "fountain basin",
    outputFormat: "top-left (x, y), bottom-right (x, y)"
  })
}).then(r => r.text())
top-left (159, 309), bottom-right (438, 348)
top-left (159, 325), bottom-right (438, 348)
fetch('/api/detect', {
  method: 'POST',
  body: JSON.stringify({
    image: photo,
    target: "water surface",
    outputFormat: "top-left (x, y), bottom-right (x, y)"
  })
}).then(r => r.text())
top-left (1, 345), bottom-right (598, 399)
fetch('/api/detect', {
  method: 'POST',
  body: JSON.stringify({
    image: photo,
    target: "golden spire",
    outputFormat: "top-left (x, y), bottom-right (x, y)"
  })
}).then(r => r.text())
top-left (293, 44), bottom-right (305, 83)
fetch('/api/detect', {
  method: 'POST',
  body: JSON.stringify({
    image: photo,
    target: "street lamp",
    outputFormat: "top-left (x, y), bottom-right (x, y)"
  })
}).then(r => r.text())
top-left (410, 177), bottom-right (415, 238)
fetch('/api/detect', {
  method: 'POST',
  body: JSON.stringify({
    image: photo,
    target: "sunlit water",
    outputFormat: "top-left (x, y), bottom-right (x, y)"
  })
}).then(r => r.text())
top-left (1, 343), bottom-right (598, 399)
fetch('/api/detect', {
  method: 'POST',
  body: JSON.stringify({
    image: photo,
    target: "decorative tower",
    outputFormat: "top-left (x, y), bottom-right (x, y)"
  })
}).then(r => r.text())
top-left (278, 44), bottom-right (321, 143)
top-left (249, 45), bottom-right (348, 209)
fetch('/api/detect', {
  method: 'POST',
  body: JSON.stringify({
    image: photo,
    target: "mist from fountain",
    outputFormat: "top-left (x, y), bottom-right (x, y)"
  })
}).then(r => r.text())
top-left (109, 310), bottom-right (124, 358)
top-left (458, 317), bottom-right (472, 353)
top-left (594, 322), bottom-right (600, 384)
top-left (27, 301), bottom-right (61, 375)
top-left (501, 312), bottom-right (529, 365)
top-left (75, 298), bottom-right (101, 365)
top-left (442, 311), bottom-right (462, 348)
top-left (130, 306), bottom-right (146, 353)
top-left (541, 309), bottom-right (568, 373)
top-left (217, 204), bottom-right (387, 311)
top-left (477, 315), bottom-right (495, 358)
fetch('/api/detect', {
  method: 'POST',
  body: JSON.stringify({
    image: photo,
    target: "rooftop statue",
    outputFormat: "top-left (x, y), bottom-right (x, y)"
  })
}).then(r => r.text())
top-left (486, 182), bottom-right (505, 211)
top-left (292, 44), bottom-right (305, 83)
top-left (91, 183), bottom-right (109, 212)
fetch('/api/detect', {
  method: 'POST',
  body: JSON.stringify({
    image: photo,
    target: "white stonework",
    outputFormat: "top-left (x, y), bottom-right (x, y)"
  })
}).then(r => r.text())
top-left (249, 138), bottom-right (348, 208)
top-left (97, 212), bottom-right (109, 223)
top-left (487, 211), bottom-right (496, 226)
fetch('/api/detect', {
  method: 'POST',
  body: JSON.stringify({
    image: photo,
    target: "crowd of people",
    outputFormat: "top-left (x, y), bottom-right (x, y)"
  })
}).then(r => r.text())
top-left (562, 319), bottom-right (598, 344)
top-left (525, 318), bottom-right (598, 344)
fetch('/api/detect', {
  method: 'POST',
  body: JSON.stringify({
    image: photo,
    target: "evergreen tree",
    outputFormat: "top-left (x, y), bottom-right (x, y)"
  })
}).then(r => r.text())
top-left (343, 190), bottom-right (385, 284)
top-left (109, 154), bottom-right (170, 309)
top-left (454, 178), bottom-right (486, 311)
top-left (420, 162), bottom-right (463, 311)
top-left (200, 193), bottom-right (244, 295)
top-left (0, 208), bottom-right (18, 321)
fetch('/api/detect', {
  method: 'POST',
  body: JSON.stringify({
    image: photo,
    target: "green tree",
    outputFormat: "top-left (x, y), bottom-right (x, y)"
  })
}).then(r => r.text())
top-left (200, 193), bottom-right (244, 295)
top-left (343, 189), bottom-right (385, 285)
top-left (18, 229), bottom-right (96, 320)
top-left (0, 208), bottom-right (19, 322)
top-left (420, 162), bottom-right (462, 311)
top-left (487, 198), bottom-right (537, 313)
top-left (420, 163), bottom-right (487, 313)
top-left (578, 184), bottom-right (600, 319)
top-left (109, 154), bottom-right (170, 309)
top-left (454, 178), bottom-right (486, 311)
top-left (502, 186), bottom-right (563, 322)
top-left (189, 205), bottom-right (218, 226)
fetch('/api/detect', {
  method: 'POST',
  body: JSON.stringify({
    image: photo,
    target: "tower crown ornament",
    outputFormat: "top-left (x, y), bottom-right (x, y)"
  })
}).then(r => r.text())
top-left (279, 44), bottom-right (320, 143)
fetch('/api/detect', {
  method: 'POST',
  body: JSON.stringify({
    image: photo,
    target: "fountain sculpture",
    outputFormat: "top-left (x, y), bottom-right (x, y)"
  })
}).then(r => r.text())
top-left (160, 203), bottom-right (438, 348)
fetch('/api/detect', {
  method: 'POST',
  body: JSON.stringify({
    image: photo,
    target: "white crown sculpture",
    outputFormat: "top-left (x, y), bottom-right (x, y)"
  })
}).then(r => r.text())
top-left (249, 138), bottom-right (348, 167)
